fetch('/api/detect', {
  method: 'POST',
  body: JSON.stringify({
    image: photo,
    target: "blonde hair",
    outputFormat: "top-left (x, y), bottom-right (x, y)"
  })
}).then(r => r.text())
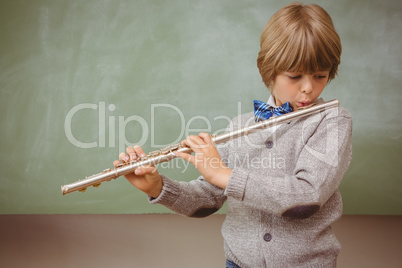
top-left (257, 3), bottom-right (341, 89)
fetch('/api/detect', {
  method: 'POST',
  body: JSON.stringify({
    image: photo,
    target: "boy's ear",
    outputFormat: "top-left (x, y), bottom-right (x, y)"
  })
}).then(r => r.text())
top-left (269, 81), bottom-right (275, 95)
top-left (269, 76), bottom-right (276, 89)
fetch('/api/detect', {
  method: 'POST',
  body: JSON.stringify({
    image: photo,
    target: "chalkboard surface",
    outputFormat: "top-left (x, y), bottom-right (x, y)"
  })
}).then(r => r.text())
top-left (0, 0), bottom-right (401, 214)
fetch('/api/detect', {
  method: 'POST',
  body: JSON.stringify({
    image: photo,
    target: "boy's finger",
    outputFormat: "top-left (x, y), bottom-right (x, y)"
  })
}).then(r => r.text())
top-left (174, 151), bottom-right (195, 165)
top-left (133, 145), bottom-right (147, 157)
top-left (135, 166), bottom-right (157, 176)
top-left (113, 160), bottom-right (121, 168)
top-left (126, 147), bottom-right (138, 161)
top-left (126, 146), bottom-right (135, 154)
top-left (185, 135), bottom-right (208, 150)
top-left (119, 152), bottom-right (129, 162)
top-left (198, 132), bottom-right (213, 145)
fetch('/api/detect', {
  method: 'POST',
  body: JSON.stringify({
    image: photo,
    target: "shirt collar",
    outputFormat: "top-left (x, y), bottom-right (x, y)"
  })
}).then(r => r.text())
top-left (267, 95), bottom-right (277, 107)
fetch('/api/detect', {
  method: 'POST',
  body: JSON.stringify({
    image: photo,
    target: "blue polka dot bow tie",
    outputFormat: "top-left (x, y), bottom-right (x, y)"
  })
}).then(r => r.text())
top-left (253, 100), bottom-right (293, 122)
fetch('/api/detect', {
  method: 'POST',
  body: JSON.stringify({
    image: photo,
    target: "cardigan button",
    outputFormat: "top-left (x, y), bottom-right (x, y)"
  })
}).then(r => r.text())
top-left (265, 140), bottom-right (274, 148)
top-left (263, 233), bottom-right (272, 242)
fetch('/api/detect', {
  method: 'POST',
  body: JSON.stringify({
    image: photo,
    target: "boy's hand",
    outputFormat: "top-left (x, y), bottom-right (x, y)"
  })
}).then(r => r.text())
top-left (175, 132), bottom-right (231, 189)
top-left (113, 146), bottom-right (163, 198)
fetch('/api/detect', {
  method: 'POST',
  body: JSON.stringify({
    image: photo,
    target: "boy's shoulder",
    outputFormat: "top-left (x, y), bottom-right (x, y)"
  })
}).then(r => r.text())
top-left (315, 97), bottom-right (351, 115)
top-left (318, 99), bottom-right (352, 123)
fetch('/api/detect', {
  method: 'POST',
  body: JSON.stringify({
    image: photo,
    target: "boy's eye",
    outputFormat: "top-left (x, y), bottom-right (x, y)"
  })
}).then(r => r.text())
top-left (289, 75), bottom-right (301, 79)
top-left (314, 72), bottom-right (329, 79)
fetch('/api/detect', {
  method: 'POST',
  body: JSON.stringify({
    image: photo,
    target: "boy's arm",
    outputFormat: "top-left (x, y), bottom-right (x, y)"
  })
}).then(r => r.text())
top-left (148, 144), bottom-right (229, 218)
top-left (148, 174), bottom-right (227, 218)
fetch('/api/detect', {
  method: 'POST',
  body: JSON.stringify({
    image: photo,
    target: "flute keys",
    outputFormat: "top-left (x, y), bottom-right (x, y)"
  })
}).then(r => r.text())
top-left (93, 183), bottom-right (101, 188)
top-left (178, 143), bottom-right (186, 149)
top-left (160, 147), bottom-right (170, 154)
top-left (160, 144), bottom-right (180, 154)
top-left (79, 188), bottom-right (87, 192)
top-left (170, 144), bottom-right (180, 151)
top-left (149, 151), bottom-right (160, 157)
top-left (139, 156), bottom-right (148, 161)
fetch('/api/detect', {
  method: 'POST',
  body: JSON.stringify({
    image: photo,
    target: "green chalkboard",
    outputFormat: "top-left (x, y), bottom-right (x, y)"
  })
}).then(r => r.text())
top-left (0, 0), bottom-right (401, 214)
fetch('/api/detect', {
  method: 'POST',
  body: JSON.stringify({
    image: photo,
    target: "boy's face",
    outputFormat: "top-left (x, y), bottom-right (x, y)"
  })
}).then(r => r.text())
top-left (272, 71), bottom-right (329, 110)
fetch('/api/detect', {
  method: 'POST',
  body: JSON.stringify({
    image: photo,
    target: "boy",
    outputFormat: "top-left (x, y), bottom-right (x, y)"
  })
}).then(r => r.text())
top-left (115, 3), bottom-right (352, 267)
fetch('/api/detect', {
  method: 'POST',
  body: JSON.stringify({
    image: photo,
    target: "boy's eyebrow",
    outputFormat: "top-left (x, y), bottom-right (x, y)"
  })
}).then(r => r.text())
top-left (284, 69), bottom-right (330, 74)
top-left (282, 70), bottom-right (303, 74)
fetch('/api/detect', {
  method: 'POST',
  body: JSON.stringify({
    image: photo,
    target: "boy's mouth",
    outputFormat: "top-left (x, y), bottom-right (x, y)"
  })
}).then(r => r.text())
top-left (297, 101), bottom-right (311, 107)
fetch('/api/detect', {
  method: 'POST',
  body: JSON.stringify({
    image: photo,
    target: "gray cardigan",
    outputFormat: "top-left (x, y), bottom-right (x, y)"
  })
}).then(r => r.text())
top-left (149, 100), bottom-right (352, 267)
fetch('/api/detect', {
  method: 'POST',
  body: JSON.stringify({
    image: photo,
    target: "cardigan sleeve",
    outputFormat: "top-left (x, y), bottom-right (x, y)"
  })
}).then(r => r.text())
top-left (148, 143), bottom-right (229, 218)
top-left (225, 108), bottom-right (353, 219)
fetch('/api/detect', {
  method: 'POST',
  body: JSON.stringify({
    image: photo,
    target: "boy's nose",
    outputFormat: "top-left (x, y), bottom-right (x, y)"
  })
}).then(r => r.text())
top-left (300, 76), bottom-right (313, 94)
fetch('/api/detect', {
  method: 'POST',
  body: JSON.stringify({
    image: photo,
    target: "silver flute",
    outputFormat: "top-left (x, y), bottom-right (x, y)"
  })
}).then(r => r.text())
top-left (61, 99), bottom-right (339, 195)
